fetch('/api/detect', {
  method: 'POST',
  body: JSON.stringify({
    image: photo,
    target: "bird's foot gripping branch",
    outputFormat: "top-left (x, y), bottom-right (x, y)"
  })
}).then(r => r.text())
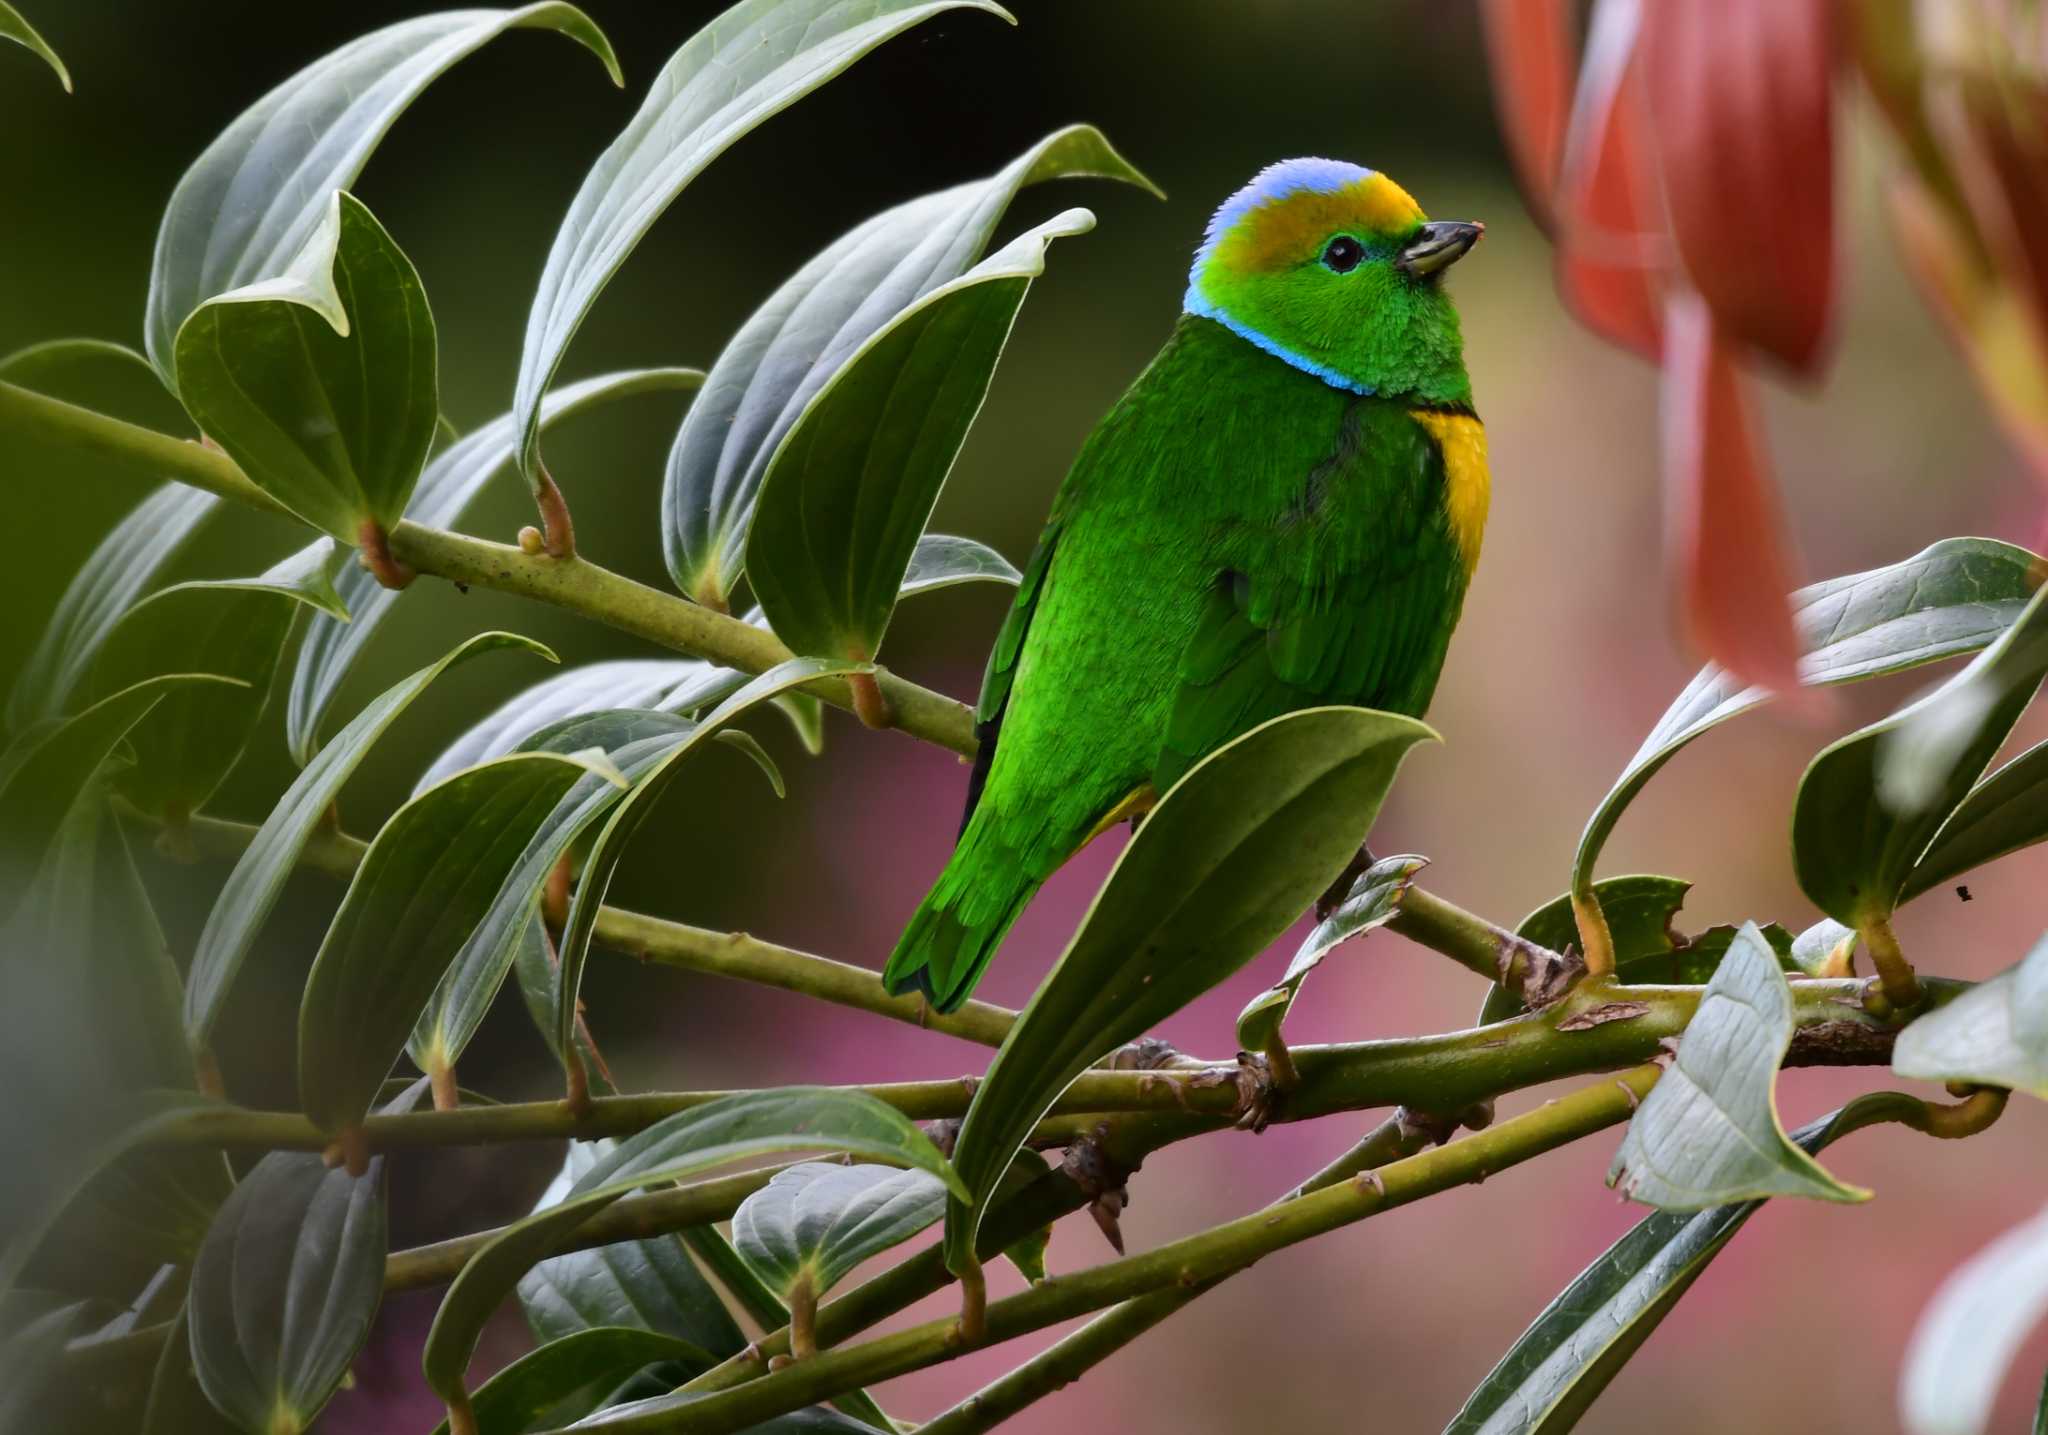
top-left (8, 4), bottom-right (2048, 1435)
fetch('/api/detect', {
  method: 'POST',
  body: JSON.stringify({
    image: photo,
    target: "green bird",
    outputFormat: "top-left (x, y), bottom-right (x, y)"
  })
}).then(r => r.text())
top-left (884, 158), bottom-right (1488, 1012)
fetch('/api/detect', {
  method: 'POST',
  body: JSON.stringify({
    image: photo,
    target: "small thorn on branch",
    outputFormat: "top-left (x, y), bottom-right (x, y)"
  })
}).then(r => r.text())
top-left (357, 519), bottom-right (416, 590)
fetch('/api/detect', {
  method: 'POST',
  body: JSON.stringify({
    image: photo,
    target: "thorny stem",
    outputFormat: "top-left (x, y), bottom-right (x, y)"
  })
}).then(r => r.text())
top-left (1860, 913), bottom-right (1925, 1009)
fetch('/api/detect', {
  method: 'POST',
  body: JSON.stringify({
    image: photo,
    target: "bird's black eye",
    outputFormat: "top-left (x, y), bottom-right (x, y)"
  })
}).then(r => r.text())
top-left (1321, 235), bottom-right (1364, 273)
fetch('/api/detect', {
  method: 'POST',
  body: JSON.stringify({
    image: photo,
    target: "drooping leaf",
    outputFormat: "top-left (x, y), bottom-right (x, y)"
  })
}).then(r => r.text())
top-left (187, 1150), bottom-right (389, 1435)
top-left (1608, 923), bottom-right (1866, 1209)
top-left (733, 1163), bottom-right (947, 1303)
top-left (1795, 581), bottom-right (2048, 927)
top-left (1661, 289), bottom-right (1804, 697)
top-left (1893, 931), bottom-right (2048, 1098)
top-left (1237, 854), bottom-right (1426, 1053)
top-left (186, 632), bottom-right (555, 1052)
top-left (1902, 738), bottom-right (2048, 901)
top-left (1448, 1093), bottom-right (1919, 1435)
top-left (899, 533), bottom-right (1021, 596)
top-left (551, 659), bottom-right (861, 1075)
top-left (513, 0), bottom-right (1012, 502)
top-left (0, 1), bottom-right (67, 90)
top-left (144, 3), bottom-right (618, 385)
top-left (429, 1327), bottom-right (718, 1435)
top-left (423, 1089), bottom-right (964, 1418)
top-left (173, 192), bottom-right (437, 544)
top-left (296, 748), bottom-right (624, 1134)
top-left (1642, 0), bottom-right (1834, 373)
top-left (1901, 1203), bottom-right (2048, 1435)
top-left (285, 366), bottom-right (701, 765)
top-left (662, 122), bottom-right (1153, 607)
top-left (517, 1141), bottom-right (745, 1364)
top-left (748, 211), bottom-right (1093, 662)
top-left (945, 707), bottom-right (1434, 1271)
top-left (8, 484), bottom-right (222, 731)
top-left (1575, 537), bottom-right (2040, 904)
top-left (86, 546), bottom-right (345, 821)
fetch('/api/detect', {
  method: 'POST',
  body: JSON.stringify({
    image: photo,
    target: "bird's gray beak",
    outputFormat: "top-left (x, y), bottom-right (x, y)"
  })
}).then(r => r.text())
top-left (1395, 220), bottom-right (1484, 278)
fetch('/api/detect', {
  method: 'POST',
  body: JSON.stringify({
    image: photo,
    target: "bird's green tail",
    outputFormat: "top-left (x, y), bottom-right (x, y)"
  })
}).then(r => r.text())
top-left (883, 815), bottom-right (1043, 1013)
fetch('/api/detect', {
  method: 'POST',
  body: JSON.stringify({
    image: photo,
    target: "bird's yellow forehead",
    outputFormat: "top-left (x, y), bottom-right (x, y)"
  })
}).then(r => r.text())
top-left (1213, 173), bottom-right (1426, 274)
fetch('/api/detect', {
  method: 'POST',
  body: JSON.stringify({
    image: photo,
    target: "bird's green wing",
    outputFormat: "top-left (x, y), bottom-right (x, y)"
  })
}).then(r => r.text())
top-left (1155, 405), bottom-right (1465, 793)
top-left (959, 515), bottom-right (1062, 832)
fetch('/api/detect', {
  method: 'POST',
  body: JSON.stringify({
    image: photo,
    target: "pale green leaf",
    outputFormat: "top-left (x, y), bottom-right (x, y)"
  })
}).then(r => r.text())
top-left (0, 2), bottom-right (68, 90)
top-left (1893, 931), bottom-right (2048, 1098)
top-left (1237, 854), bottom-right (1425, 1053)
top-left (1901, 1203), bottom-right (2048, 1435)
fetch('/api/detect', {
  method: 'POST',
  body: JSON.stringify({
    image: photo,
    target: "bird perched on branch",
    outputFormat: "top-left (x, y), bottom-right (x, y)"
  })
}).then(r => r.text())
top-left (885, 158), bottom-right (1487, 1012)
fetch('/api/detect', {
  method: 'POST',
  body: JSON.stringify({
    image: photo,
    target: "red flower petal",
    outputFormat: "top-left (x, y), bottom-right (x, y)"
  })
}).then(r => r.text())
top-left (1662, 290), bottom-right (1806, 696)
top-left (1554, 0), bottom-right (1665, 359)
top-left (1644, 0), bottom-right (1837, 376)
top-left (1478, 0), bottom-right (1577, 234)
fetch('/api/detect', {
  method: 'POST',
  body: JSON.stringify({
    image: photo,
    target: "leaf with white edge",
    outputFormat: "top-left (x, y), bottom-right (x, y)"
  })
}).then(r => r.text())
top-left (186, 632), bottom-right (555, 1053)
top-left (1789, 917), bottom-right (1858, 978)
top-left (286, 366), bottom-right (701, 765)
top-left (663, 122), bottom-right (1153, 607)
top-left (1901, 1202), bottom-right (2048, 1435)
top-left (86, 548), bottom-right (345, 821)
top-left (748, 210), bottom-right (1093, 663)
top-left (187, 1149), bottom-right (388, 1435)
top-left (1797, 581), bottom-right (2048, 927)
top-left (1449, 1093), bottom-right (1921, 1435)
top-left (1902, 737), bottom-right (2048, 903)
top-left (1237, 854), bottom-right (1426, 1053)
top-left (174, 192), bottom-right (437, 544)
top-left (900, 534), bottom-right (1022, 596)
top-left (1608, 923), bottom-right (1867, 1210)
top-left (570, 1394), bottom-right (886, 1431)
top-left (428, 1328), bottom-right (718, 1435)
top-left (10, 486), bottom-right (220, 732)
top-left (945, 706), bottom-right (1434, 1272)
top-left (518, 1141), bottom-right (745, 1360)
top-left (1894, 931), bottom-right (2048, 1098)
top-left (0, 2), bottom-right (67, 90)
top-left (297, 747), bottom-right (624, 1134)
top-left (423, 1089), bottom-right (965, 1418)
top-left (734, 1162), bottom-right (946, 1303)
top-left (1576, 538), bottom-right (2041, 906)
top-left (552, 659), bottom-right (862, 1075)
top-left (407, 715), bottom-right (699, 1080)
top-left (145, 4), bottom-right (617, 385)
top-left (514, 0), bottom-right (1012, 503)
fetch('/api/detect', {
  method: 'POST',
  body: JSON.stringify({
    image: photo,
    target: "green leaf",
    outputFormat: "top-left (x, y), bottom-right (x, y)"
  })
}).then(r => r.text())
top-left (516, 0), bottom-right (1012, 503)
top-left (143, 1309), bottom-right (239, 1435)
top-left (1447, 1093), bottom-right (1916, 1435)
top-left (187, 632), bottom-right (554, 1053)
top-left (0, 2), bottom-right (68, 90)
top-left (663, 122), bottom-right (1153, 607)
top-left (1796, 581), bottom-right (2048, 927)
top-left (0, 674), bottom-right (237, 911)
top-left (569, 1395), bottom-right (885, 1431)
top-left (1893, 930), bottom-right (2048, 1097)
top-left (187, 1150), bottom-right (388, 1435)
top-left (994, 1149), bottom-right (1053, 1284)
top-left (285, 366), bottom-right (700, 765)
top-left (733, 1162), bottom-right (946, 1302)
top-left (145, 3), bottom-right (617, 386)
top-left (296, 748), bottom-right (624, 1134)
top-left (0, 336), bottom-right (155, 390)
top-left (87, 546), bottom-right (344, 821)
top-left (944, 706), bottom-right (1434, 1270)
top-left (429, 1328), bottom-right (717, 1435)
top-left (1901, 1202), bottom-right (2048, 1435)
top-left (408, 712), bottom-right (699, 1078)
top-left (1608, 924), bottom-right (1867, 1209)
top-left (1575, 538), bottom-right (2041, 906)
top-left (900, 534), bottom-right (1022, 596)
top-left (0, 1294), bottom-right (100, 1430)
top-left (1237, 853), bottom-right (1426, 1053)
top-left (518, 1142), bottom-right (746, 1361)
top-left (423, 1089), bottom-right (964, 1414)
top-left (173, 192), bottom-right (437, 543)
top-left (9, 485), bottom-right (222, 731)
top-left (747, 210), bottom-right (1092, 662)
top-left (1902, 736), bottom-right (2048, 901)
top-left (552, 659), bottom-right (861, 1072)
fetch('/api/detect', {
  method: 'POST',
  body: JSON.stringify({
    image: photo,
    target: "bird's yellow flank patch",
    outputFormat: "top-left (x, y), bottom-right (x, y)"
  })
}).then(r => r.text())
top-left (1214, 173), bottom-right (1426, 276)
top-left (1410, 410), bottom-right (1489, 577)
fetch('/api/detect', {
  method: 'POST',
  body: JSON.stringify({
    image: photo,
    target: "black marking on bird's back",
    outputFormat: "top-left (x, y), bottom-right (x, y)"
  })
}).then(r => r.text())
top-left (1285, 398), bottom-right (1370, 528)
